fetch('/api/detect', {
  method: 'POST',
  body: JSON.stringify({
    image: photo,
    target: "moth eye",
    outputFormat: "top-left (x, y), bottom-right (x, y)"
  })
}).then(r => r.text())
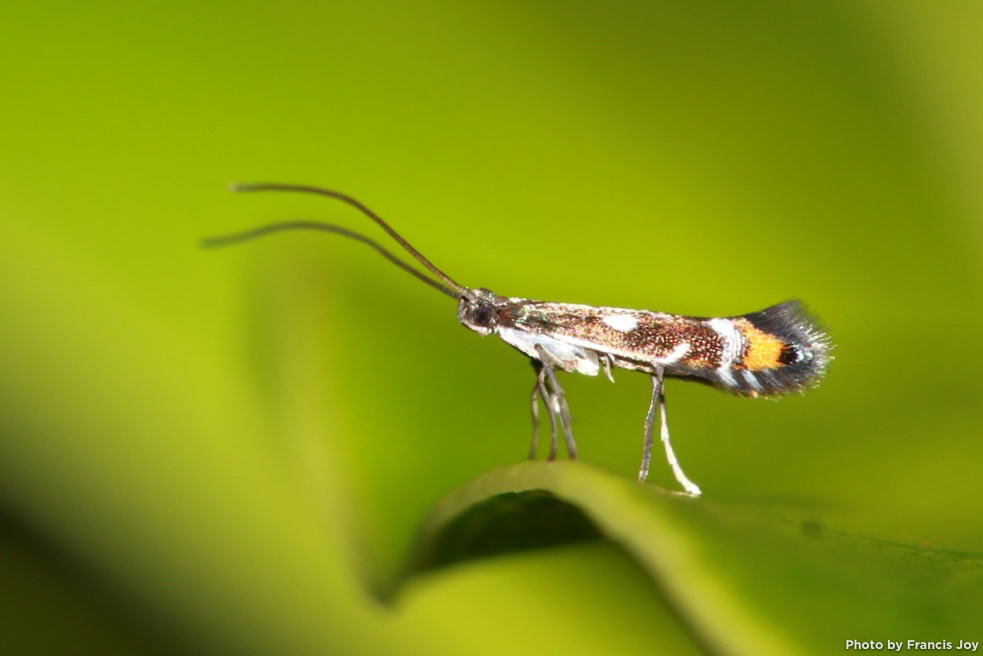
top-left (472, 305), bottom-right (495, 326)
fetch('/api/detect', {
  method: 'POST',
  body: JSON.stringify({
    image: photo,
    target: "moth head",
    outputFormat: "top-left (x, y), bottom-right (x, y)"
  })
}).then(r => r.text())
top-left (458, 288), bottom-right (509, 336)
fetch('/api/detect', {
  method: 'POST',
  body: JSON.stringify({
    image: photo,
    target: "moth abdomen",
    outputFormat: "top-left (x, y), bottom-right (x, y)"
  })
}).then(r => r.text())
top-left (697, 300), bottom-right (832, 397)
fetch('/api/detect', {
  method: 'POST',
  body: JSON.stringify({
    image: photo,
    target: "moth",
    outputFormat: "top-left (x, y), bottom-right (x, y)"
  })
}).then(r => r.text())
top-left (206, 183), bottom-right (832, 496)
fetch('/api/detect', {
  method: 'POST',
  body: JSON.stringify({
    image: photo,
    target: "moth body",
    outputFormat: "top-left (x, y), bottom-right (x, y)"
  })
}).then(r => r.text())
top-left (458, 291), bottom-right (830, 398)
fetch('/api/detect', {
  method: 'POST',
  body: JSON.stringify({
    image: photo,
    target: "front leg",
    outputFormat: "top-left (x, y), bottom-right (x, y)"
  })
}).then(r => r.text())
top-left (530, 355), bottom-right (560, 460)
top-left (528, 360), bottom-right (546, 459)
top-left (534, 345), bottom-right (578, 460)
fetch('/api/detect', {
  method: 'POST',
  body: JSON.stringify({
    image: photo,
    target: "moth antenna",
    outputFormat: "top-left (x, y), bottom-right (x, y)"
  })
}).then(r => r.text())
top-left (228, 182), bottom-right (467, 297)
top-left (201, 221), bottom-right (460, 298)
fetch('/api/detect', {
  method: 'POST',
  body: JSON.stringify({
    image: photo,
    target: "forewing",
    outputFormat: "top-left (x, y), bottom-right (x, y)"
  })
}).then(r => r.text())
top-left (509, 302), bottom-right (712, 368)
top-left (507, 300), bottom-right (830, 397)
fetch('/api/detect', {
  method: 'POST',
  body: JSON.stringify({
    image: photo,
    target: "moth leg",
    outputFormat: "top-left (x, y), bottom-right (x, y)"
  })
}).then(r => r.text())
top-left (601, 353), bottom-right (616, 383)
top-left (539, 368), bottom-right (559, 461)
top-left (644, 367), bottom-right (702, 496)
top-left (530, 352), bottom-right (559, 460)
top-left (639, 370), bottom-right (658, 482)
top-left (536, 348), bottom-right (577, 460)
top-left (529, 360), bottom-right (545, 460)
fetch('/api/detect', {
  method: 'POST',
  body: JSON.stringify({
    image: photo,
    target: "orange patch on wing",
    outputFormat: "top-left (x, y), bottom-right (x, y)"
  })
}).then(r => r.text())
top-left (734, 319), bottom-right (786, 371)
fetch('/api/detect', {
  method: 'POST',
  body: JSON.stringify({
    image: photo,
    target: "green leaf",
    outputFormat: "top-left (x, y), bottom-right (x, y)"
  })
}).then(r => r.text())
top-left (394, 462), bottom-right (983, 656)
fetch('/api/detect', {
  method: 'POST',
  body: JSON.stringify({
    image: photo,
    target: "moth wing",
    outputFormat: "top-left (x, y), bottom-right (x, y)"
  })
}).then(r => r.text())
top-left (509, 302), bottom-right (677, 366)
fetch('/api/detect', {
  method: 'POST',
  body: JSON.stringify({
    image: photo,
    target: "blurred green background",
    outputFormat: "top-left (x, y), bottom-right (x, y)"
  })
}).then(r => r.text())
top-left (1, 1), bottom-right (981, 654)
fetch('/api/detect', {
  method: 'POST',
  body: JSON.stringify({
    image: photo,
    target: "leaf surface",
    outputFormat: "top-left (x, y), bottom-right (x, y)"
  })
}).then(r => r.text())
top-left (394, 462), bottom-right (983, 656)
